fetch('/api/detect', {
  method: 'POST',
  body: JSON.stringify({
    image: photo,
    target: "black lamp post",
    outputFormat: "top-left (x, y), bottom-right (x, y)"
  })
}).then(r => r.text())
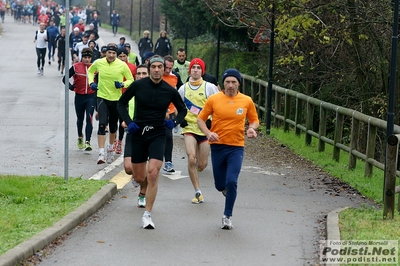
top-left (138, 0), bottom-right (142, 36)
top-left (150, 0), bottom-right (154, 41)
top-left (129, 0), bottom-right (133, 36)
top-left (266, 3), bottom-right (275, 135)
top-left (383, 0), bottom-right (399, 219)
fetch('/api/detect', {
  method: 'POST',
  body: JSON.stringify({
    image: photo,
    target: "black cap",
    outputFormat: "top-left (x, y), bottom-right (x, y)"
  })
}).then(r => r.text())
top-left (101, 46), bottom-right (107, 53)
top-left (117, 48), bottom-right (128, 56)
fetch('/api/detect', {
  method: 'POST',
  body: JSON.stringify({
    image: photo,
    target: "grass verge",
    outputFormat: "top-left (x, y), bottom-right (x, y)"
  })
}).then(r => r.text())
top-left (0, 175), bottom-right (108, 256)
top-left (269, 128), bottom-right (400, 257)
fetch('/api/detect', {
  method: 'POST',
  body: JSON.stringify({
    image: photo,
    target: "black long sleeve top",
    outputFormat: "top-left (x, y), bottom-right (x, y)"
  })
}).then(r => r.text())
top-left (117, 77), bottom-right (187, 128)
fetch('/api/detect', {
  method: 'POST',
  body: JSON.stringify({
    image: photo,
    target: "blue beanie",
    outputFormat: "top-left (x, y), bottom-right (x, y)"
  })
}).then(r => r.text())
top-left (143, 52), bottom-right (155, 62)
top-left (222, 68), bottom-right (242, 85)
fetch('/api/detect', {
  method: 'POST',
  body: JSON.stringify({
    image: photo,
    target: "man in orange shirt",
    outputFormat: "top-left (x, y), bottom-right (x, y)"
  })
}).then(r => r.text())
top-left (162, 55), bottom-right (182, 173)
top-left (197, 68), bottom-right (259, 230)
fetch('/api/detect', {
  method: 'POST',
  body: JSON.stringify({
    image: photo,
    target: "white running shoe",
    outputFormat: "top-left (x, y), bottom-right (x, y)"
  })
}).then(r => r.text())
top-left (131, 179), bottom-right (140, 187)
top-left (221, 216), bottom-right (233, 230)
top-left (106, 147), bottom-right (114, 164)
top-left (142, 215), bottom-right (155, 229)
top-left (137, 195), bottom-right (146, 208)
top-left (97, 152), bottom-right (106, 164)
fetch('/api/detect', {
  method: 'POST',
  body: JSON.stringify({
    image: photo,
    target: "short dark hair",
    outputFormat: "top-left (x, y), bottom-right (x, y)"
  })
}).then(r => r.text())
top-left (163, 55), bottom-right (174, 63)
top-left (177, 48), bottom-right (186, 53)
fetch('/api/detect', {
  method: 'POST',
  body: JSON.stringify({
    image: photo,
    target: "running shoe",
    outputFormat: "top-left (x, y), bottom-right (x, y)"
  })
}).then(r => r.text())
top-left (191, 192), bottom-right (204, 204)
top-left (142, 215), bottom-right (155, 229)
top-left (131, 178), bottom-right (140, 187)
top-left (162, 161), bottom-right (175, 173)
top-left (97, 152), bottom-right (106, 164)
top-left (77, 136), bottom-right (84, 149)
top-left (221, 216), bottom-right (233, 230)
top-left (116, 140), bottom-right (122, 154)
top-left (222, 188), bottom-right (227, 197)
top-left (52, 56), bottom-right (55, 61)
top-left (60, 71), bottom-right (63, 75)
top-left (137, 194), bottom-right (146, 208)
top-left (106, 146), bottom-right (114, 164)
top-left (37, 69), bottom-right (41, 75)
top-left (48, 60), bottom-right (51, 65)
top-left (84, 141), bottom-right (92, 151)
top-left (40, 68), bottom-right (44, 75)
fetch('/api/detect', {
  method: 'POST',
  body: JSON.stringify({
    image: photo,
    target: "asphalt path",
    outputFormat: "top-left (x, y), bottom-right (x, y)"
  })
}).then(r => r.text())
top-left (0, 17), bottom-right (370, 266)
top-left (0, 18), bottom-right (131, 179)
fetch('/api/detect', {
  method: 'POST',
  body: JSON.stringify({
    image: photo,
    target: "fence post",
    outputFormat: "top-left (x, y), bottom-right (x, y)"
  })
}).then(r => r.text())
top-left (274, 90), bottom-right (281, 128)
top-left (383, 134), bottom-right (399, 219)
top-left (318, 103), bottom-right (327, 152)
top-left (364, 120), bottom-right (377, 177)
top-left (242, 78), bottom-right (247, 95)
top-left (348, 112), bottom-right (360, 170)
top-left (305, 98), bottom-right (314, 145)
top-left (258, 84), bottom-right (263, 119)
top-left (333, 109), bottom-right (344, 162)
top-left (251, 80), bottom-right (255, 103)
top-left (295, 97), bottom-right (302, 136)
top-left (284, 90), bottom-right (291, 132)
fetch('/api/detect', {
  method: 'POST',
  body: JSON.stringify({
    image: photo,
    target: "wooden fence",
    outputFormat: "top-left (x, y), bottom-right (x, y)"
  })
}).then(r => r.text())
top-left (241, 74), bottom-right (400, 178)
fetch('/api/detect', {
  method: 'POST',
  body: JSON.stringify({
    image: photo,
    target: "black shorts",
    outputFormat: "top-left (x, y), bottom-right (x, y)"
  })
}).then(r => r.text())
top-left (130, 126), bottom-right (166, 163)
top-left (124, 132), bottom-right (132, 158)
top-left (183, 132), bottom-right (208, 144)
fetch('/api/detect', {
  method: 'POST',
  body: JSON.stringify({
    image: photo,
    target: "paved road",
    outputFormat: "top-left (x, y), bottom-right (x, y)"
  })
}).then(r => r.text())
top-left (0, 17), bottom-right (369, 266)
top-left (0, 18), bottom-right (137, 179)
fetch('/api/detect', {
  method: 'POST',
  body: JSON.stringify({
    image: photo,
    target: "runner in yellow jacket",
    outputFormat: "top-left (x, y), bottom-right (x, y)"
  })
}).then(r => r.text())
top-left (87, 43), bottom-right (134, 164)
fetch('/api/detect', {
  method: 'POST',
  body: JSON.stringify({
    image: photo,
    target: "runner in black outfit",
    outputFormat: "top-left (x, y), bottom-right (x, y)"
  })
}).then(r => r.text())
top-left (117, 56), bottom-right (187, 229)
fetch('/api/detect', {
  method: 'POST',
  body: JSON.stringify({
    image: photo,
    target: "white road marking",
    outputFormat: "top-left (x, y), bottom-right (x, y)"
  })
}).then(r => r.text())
top-left (89, 155), bottom-right (124, 180)
top-left (162, 171), bottom-right (189, 180)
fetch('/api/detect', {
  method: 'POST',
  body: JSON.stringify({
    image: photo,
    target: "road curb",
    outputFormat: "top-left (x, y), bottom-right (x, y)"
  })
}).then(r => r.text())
top-left (0, 183), bottom-right (118, 266)
top-left (323, 207), bottom-right (349, 266)
top-left (326, 206), bottom-right (348, 241)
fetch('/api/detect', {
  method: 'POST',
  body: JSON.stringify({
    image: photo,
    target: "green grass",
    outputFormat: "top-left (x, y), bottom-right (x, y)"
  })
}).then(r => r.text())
top-left (0, 175), bottom-right (108, 256)
top-left (269, 127), bottom-right (400, 248)
top-left (270, 128), bottom-right (387, 204)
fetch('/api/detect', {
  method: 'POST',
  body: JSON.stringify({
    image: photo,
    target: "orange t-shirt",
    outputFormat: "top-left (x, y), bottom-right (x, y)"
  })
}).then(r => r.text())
top-left (198, 91), bottom-right (259, 147)
top-left (163, 73), bottom-right (178, 115)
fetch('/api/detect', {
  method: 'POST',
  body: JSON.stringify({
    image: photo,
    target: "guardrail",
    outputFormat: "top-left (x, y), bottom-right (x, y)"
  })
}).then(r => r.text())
top-left (241, 73), bottom-right (400, 178)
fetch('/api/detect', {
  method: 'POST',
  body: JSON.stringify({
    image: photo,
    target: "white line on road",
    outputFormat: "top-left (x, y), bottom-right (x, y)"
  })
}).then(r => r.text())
top-left (89, 155), bottom-right (124, 180)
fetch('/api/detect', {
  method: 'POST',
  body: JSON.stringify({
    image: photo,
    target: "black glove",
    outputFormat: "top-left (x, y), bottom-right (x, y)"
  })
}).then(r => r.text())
top-left (206, 119), bottom-right (212, 129)
top-left (69, 84), bottom-right (75, 91)
top-left (180, 119), bottom-right (188, 128)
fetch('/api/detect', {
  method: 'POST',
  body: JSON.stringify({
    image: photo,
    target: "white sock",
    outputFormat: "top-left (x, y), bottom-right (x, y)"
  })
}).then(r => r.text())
top-left (99, 148), bottom-right (105, 154)
top-left (144, 211), bottom-right (151, 217)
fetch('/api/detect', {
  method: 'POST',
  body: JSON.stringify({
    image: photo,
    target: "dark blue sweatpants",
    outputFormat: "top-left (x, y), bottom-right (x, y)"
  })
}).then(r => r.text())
top-left (210, 144), bottom-right (244, 217)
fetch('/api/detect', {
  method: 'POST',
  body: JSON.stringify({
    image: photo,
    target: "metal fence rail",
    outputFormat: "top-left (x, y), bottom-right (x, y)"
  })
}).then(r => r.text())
top-left (241, 73), bottom-right (400, 177)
